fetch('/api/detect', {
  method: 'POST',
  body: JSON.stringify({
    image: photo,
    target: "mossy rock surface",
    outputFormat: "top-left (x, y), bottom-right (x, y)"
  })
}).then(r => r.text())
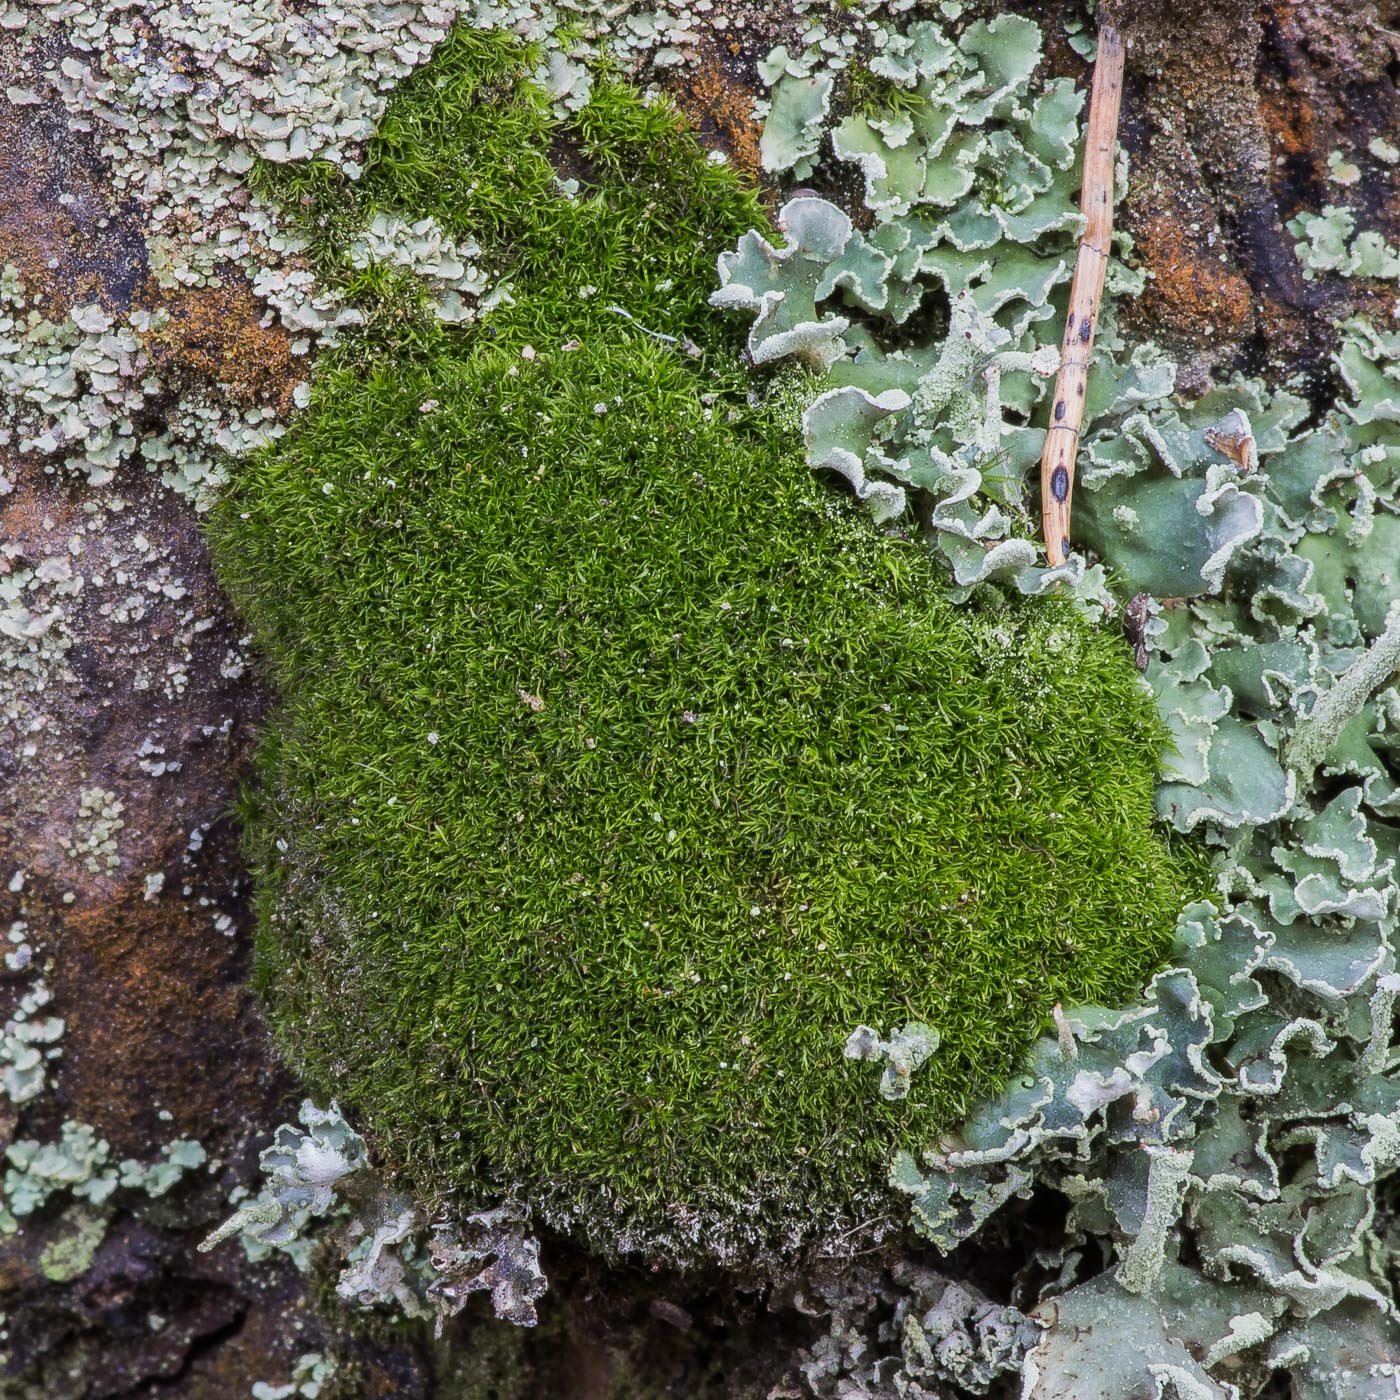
top-left (212, 30), bottom-right (1197, 1265)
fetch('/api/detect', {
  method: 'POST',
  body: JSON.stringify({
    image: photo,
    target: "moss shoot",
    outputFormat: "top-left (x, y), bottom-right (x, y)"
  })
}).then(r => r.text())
top-left (212, 30), bottom-right (1198, 1263)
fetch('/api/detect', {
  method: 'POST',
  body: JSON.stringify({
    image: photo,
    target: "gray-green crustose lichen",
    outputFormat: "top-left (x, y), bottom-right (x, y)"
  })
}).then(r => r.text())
top-left (208, 27), bottom-right (1195, 1268)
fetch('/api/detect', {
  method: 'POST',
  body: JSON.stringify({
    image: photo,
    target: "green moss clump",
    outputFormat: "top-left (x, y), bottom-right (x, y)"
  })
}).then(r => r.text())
top-left (213, 29), bottom-right (1198, 1264)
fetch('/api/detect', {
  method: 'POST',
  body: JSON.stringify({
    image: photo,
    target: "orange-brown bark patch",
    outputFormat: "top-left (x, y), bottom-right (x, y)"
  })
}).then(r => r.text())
top-left (662, 37), bottom-right (766, 189)
top-left (1258, 76), bottom-right (1326, 172)
top-left (1131, 212), bottom-right (1255, 343)
top-left (145, 278), bottom-right (302, 415)
top-left (47, 870), bottom-right (277, 1157)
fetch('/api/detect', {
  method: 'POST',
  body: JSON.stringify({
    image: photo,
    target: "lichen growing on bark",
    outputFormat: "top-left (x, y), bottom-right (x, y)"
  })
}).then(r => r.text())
top-left (723, 8), bottom-right (1400, 1393)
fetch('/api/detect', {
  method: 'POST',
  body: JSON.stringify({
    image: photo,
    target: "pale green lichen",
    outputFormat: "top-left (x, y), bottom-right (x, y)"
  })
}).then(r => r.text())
top-left (201, 1100), bottom-right (546, 1330)
top-left (252, 1352), bottom-right (336, 1400)
top-left (883, 314), bottom-right (1400, 1396)
top-left (1289, 205), bottom-right (1400, 282)
top-left (345, 212), bottom-right (491, 323)
top-left (1326, 148), bottom-right (1362, 186)
top-left (37, 1207), bottom-right (107, 1284)
top-left (199, 1098), bottom-right (368, 1273)
top-left (0, 880), bottom-right (214, 1371)
top-left (761, 71), bottom-right (834, 177)
top-left (67, 787), bottom-right (126, 876)
top-left (843, 1021), bottom-right (940, 1101)
top-left (1, 975), bottom-right (63, 1106)
top-left (1, 1121), bottom-right (205, 1233)
top-left (0, 269), bottom-right (295, 508)
top-left (2, 1122), bottom-right (114, 1226)
top-left (796, 1264), bottom-right (1037, 1397)
top-left (714, 13), bottom-right (1150, 601)
top-left (1284, 601), bottom-right (1400, 783)
top-left (1062, 15), bottom-right (1096, 60)
top-left (728, 11), bottom-right (1400, 1397)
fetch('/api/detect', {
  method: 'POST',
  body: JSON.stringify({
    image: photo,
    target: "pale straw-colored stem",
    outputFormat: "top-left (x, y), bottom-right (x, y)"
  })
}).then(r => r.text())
top-left (1040, 25), bottom-right (1126, 567)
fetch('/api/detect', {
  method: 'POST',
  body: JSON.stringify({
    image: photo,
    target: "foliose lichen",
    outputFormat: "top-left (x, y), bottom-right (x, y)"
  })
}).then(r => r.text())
top-left (791, 1262), bottom-right (1037, 1398)
top-left (1289, 205), bottom-right (1400, 283)
top-left (201, 1100), bottom-right (547, 1330)
top-left (713, 13), bottom-right (1148, 600)
top-left (1, 1119), bottom-right (205, 1234)
top-left (887, 318), bottom-right (1400, 1396)
top-left (0, 266), bottom-right (295, 508)
top-left (843, 1020), bottom-right (939, 1102)
top-left (721, 10), bottom-right (1400, 1395)
top-left (252, 1351), bottom-right (336, 1400)
top-left (1, 955), bottom-right (63, 1107)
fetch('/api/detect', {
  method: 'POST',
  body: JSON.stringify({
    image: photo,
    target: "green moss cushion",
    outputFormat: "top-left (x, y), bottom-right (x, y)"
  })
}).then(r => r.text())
top-left (212, 30), bottom-right (1196, 1265)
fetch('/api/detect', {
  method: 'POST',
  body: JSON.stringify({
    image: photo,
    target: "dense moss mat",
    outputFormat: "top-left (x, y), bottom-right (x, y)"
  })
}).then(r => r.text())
top-left (213, 29), bottom-right (1198, 1261)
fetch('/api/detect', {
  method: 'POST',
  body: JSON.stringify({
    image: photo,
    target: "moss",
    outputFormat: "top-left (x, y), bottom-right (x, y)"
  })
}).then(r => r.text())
top-left (212, 29), bottom-right (1199, 1263)
top-left (841, 64), bottom-right (931, 121)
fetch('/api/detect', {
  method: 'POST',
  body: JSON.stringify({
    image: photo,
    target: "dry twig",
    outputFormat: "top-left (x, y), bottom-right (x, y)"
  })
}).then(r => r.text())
top-left (1040, 24), bottom-right (1127, 566)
